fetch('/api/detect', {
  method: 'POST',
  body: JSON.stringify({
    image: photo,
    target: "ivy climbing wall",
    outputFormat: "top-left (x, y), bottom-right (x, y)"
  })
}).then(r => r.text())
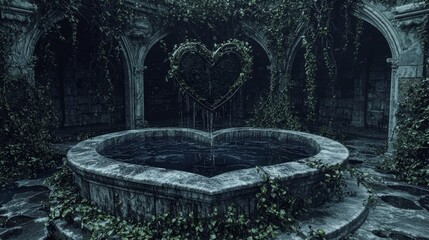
top-left (33, 19), bottom-right (126, 127)
top-left (0, 0), bottom-right (427, 149)
top-left (291, 21), bottom-right (392, 130)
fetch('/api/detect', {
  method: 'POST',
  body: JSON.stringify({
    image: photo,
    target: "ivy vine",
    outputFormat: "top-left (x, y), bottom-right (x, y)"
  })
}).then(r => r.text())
top-left (380, 78), bottom-right (429, 186)
top-left (5, 0), bottom-right (428, 127)
top-left (0, 9), bottom-right (59, 185)
top-left (167, 39), bottom-right (253, 110)
top-left (31, 0), bottom-right (138, 120)
top-left (146, 0), bottom-right (365, 125)
top-left (47, 166), bottom-right (307, 239)
top-left (46, 164), bottom-right (356, 239)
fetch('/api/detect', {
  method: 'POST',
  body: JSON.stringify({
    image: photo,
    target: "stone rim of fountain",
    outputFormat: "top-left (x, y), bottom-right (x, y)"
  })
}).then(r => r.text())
top-left (67, 127), bottom-right (349, 219)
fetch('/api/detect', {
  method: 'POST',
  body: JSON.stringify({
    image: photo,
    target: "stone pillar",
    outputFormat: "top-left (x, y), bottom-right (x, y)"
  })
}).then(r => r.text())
top-left (386, 58), bottom-right (399, 154)
top-left (123, 18), bottom-right (154, 129)
top-left (132, 65), bottom-right (146, 128)
top-left (0, 0), bottom-right (37, 81)
top-left (121, 40), bottom-right (147, 129)
top-left (385, 1), bottom-right (428, 154)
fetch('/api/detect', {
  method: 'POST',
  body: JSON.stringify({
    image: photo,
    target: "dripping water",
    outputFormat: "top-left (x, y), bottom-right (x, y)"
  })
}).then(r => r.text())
top-left (177, 84), bottom-right (247, 132)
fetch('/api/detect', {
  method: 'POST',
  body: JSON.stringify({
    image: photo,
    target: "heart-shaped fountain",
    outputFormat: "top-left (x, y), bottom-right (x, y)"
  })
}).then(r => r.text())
top-left (170, 40), bottom-right (253, 111)
top-left (67, 128), bottom-right (349, 220)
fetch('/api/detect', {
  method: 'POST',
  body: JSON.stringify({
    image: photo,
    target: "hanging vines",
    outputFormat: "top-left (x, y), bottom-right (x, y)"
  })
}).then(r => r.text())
top-left (167, 39), bottom-right (253, 111)
top-left (1, 0), bottom-right (428, 182)
top-left (2, 0), bottom-right (425, 126)
top-left (145, 0), bottom-right (364, 126)
top-left (28, 0), bottom-right (404, 126)
top-left (31, 0), bottom-right (137, 123)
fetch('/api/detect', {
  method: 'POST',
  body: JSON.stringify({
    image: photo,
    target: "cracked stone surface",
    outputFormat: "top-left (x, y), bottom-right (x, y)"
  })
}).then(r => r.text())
top-left (276, 174), bottom-right (370, 239)
top-left (344, 138), bottom-right (429, 240)
top-left (0, 178), bottom-right (50, 240)
top-left (419, 196), bottom-right (429, 212)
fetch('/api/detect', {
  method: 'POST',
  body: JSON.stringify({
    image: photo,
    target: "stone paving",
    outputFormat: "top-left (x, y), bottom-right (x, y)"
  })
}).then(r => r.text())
top-left (0, 178), bottom-right (50, 240)
top-left (0, 136), bottom-right (428, 239)
top-left (344, 138), bottom-right (429, 240)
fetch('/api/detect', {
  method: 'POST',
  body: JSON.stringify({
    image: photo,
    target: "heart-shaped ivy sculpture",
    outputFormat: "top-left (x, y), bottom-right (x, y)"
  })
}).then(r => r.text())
top-left (169, 40), bottom-right (253, 111)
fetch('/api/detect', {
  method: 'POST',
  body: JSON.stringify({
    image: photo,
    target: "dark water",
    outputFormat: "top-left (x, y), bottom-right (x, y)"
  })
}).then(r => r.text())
top-left (100, 137), bottom-right (313, 177)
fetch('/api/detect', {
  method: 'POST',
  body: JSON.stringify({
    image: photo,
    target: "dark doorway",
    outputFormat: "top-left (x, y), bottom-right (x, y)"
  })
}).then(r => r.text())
top-left (34, 19), bottom-right (126, 130)
top-left (290, 20), bottom-right (391, 135)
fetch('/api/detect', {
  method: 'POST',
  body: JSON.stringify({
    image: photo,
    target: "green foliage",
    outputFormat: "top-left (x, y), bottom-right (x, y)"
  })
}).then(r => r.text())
top-left (9, 0), bottom-right (425, 133)
top-left (0, 1), bottom-right (402, 124)
top-left (256, 168), bottom-right (307, 231)
top-left (47, 164), bottom-right (355, 239)
top-left (167, 39), bottom-right (254, 110)
top-left (0, 77), bottom-right (58, 185)
top-left (246, 90), bottom-right (303, 130)
top-left (381, 79), bottom-right (429, 186)
top-left (317, 124), bottom-right (348, 142)
top-left (306, 161), bottom-right (347, 202)
top-left (302, 36), bottom-right (318, 123)
top-left (0, 22), bottom-right (58, 185)
top-left (32, 0), bottom-right (134, 35)
top-left (306, 226), bottom-right (327, 240)
top-left (150, 0), bottom-right (363, 124)
top-left (48, 166), bottom-right (313, 239)
top-left (31, 0), bottom-right (136, 118)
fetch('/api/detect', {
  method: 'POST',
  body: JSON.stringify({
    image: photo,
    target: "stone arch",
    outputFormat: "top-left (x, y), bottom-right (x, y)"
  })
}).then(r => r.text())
top-left (285, 2), bottom-right (422, 152)
top-left (8, 11), bottom-right (64, 79)
top-left (242, 23), bottom-right (274, 64)
top-left (117, 35), bottom-right (136, 128)
top-left (287, 3), bottom-right (404, 75)
top-left (130, 28), bottom-right (169, 128)
top-left (354, 3), bottom-right (401, 152)
top-left (141, 29), bottom-right (175, 126)
top-left (285, 23), bottom-right (305, 79)
top-left (145, 29), bottom-right (170, 59)
top-left (354, 4), bottom-right (402, 61)
top-left (142, 26), bottom-right (273, 78)
top-left (22, 10), bottom-right (134, 128)
top-left (355, 2), bottom-right (424, 152)
top-left (24, 12), bottom-right (134, 82)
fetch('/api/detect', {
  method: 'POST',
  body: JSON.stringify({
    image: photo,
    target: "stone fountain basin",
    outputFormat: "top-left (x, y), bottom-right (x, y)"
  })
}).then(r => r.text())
top-left (67, 128), bottom-right (349, 220)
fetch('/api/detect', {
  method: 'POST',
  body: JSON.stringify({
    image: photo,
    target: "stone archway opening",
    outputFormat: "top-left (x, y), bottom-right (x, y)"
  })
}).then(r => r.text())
top-left (290, 20), bottom-right (392, 138)
top-left (33, 18), bottom-right (126, 136)
top-left (143, 35), bottom-right (270, 130)
top-left (143, 34), bottom-right (179, 127)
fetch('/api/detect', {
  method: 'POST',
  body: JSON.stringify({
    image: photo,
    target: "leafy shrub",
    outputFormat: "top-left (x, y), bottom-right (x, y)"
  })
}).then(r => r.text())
top-left (247, 92), bottom-right (303, 130)
top-left (382, 78), bottom-right (429, 186)
top-left (0, 18), bottom-right (59, 185)
top-left (0, 75), bottom-right (58, 184)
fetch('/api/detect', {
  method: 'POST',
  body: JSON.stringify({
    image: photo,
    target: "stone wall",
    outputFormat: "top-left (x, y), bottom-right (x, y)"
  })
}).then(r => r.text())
top-left (366, 60), bottom-right (391, 128)
top-left (30, 18), bottom-right (127, 127)
top-left (59, 66), bottom-right (125, 127)
top-left (1, 0), bottom-right (427, 150)
top-left (291, 56), bottom-right (391, 130)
